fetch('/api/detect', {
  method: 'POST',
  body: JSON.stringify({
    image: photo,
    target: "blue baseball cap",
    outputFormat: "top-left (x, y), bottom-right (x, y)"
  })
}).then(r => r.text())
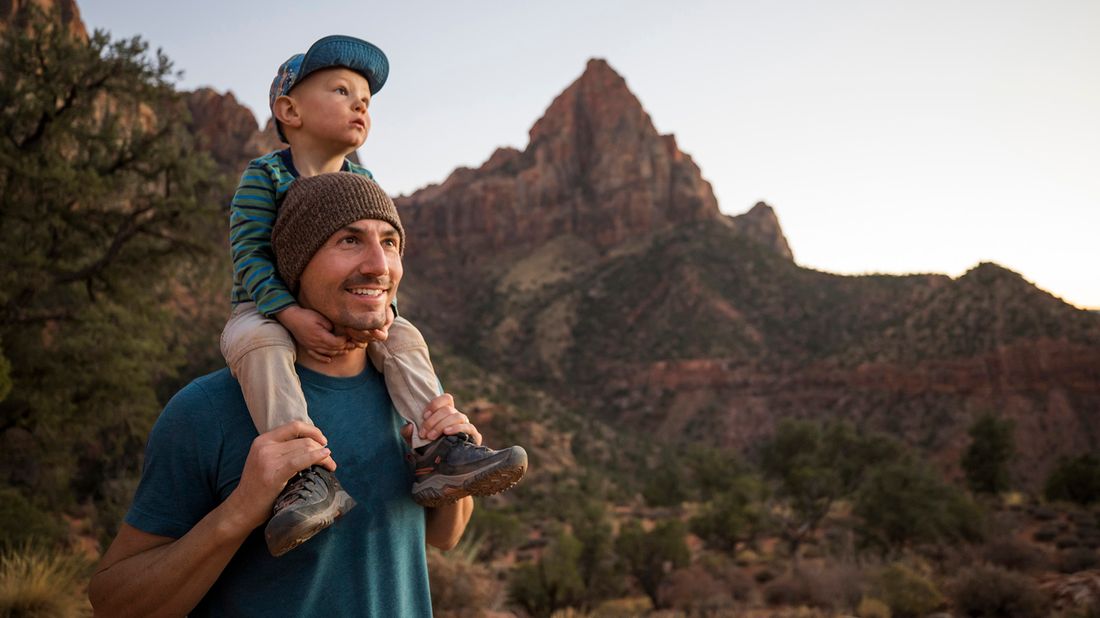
top-left (269, 35), bottom-right (389, 141)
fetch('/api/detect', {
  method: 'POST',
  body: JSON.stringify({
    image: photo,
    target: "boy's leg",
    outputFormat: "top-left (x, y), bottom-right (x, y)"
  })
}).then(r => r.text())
top-left (220, 302), bottom-right (355, 557)
top-left (367, 317), bottom-right (441, 450)
top-left (369, 318), bottom-right (527, 507)
top-left (221, 302), bottom-right (310, 432)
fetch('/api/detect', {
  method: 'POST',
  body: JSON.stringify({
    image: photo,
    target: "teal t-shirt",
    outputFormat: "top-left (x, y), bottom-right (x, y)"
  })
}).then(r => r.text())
top-left (125, 365), bottom-right (432, 617)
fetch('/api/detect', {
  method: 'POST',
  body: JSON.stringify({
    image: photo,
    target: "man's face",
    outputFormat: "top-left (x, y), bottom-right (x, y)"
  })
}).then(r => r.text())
top-left (297, 219), bottom-right (402, 332)
top-left (282, 67), bottom-right (372, 150)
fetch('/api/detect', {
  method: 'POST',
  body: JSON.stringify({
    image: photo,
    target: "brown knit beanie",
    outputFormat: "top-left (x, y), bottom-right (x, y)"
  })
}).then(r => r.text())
top-left (272, 172), bottom-right (404, 292)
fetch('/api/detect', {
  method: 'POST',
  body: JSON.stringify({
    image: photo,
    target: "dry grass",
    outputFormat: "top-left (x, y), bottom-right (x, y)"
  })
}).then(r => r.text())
top-left (0, 545), bottom-right (91, 618)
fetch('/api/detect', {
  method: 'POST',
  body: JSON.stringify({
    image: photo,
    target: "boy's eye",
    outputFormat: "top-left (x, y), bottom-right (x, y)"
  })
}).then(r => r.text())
top-left (336, 86), bottom-right (348, 95)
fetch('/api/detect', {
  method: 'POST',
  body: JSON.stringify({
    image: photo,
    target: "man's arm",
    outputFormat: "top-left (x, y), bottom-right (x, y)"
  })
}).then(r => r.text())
top-left (89, 422), bottom-right (333, 617)
top-left (425, 497), bottom-right (474, 550)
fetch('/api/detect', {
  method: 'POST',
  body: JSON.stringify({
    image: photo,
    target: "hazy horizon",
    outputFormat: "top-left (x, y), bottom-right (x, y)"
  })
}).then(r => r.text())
top-left (80, 0), bottom-right (1100, 309)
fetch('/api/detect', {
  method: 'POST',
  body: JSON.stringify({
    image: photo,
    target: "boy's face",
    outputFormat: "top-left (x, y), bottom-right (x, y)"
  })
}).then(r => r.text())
top-left (281, 67), bottom-right (372, 151)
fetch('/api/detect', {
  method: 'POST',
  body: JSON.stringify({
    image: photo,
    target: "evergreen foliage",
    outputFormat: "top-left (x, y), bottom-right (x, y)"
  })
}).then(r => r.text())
top-left (0, 7), bottom-right (220, 516)
top-left (509, 528), bottom-right (586, 617)
top-left (854, 458), bottom-right (984, 554)
top-left (759, 420), bottom-right (897, 563)
top-left (1044, 454), bottom-right (1100, 506)
top-left (614, 520), bottom-right (690, 608)
top-left (962, 413), bottom-right (1015, 494)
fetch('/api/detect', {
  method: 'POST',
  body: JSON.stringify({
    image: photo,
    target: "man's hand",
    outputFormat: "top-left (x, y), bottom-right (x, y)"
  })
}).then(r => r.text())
top-left (400, 393), bottom-right (483, 445)
top-left (223, 421), bottom-right (335, 532)
top-left (275, 305), bottom-right (349, 363)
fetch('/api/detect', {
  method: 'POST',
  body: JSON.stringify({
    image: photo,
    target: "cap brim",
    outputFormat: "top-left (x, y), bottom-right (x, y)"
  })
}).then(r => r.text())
top-left (298, 35), bottom-right (389, 95)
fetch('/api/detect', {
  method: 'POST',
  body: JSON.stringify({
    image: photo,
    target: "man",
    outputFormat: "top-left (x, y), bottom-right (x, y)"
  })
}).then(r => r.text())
top-left (90, 173), bottom-right (481, 616)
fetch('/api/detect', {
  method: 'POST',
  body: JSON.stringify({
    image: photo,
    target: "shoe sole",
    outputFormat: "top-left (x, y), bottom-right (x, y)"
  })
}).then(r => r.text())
top-left (412, 447), bottom-right (528, 508)
top-left (265, 490), bottom-right (357, 557)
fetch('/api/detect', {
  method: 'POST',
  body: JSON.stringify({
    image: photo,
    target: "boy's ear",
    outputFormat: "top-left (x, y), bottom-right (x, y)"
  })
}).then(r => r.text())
top-left (272, 95), bottom-right (302, 132)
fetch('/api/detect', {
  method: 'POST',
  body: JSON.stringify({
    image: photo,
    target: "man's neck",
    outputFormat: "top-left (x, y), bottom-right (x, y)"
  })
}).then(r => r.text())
top-left (296, 346), bottom-right (369, 377)
top-left (287, 140), bottom-right (355, 177)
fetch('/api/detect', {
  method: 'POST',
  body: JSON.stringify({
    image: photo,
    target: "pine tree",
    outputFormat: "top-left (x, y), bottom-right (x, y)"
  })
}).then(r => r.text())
top-left (0, 5), bottom-right (221, 538)
top-left (961, 413), bottom-right (1015, 494)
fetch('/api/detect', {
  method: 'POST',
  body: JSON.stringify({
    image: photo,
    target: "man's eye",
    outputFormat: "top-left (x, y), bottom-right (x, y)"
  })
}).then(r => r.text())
top-left (340, 236), bottom-right (358, 244)
top-left (382, 238), bottom-right (397, 247)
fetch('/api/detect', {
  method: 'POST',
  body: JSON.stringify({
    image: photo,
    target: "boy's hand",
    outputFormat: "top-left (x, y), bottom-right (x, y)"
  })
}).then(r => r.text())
top-left (275, 306), bottom-right (349, 363)
top-left (342, 304), bottom-right (395, 348)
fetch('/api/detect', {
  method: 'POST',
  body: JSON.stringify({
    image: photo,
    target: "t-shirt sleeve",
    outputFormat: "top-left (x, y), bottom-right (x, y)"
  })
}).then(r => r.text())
top-left (124, 383), bottom-right (221, 539)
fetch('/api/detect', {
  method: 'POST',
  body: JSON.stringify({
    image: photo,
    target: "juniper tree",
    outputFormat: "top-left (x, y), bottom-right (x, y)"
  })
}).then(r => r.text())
top-left (0, 6), bottom-right (220, 534)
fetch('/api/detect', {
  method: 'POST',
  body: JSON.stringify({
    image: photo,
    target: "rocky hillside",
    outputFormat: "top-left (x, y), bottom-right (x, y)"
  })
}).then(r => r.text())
top-left (36, 0), bottom-right (1093, 487)
top-left (391, 60), bottom-right (1100, 487)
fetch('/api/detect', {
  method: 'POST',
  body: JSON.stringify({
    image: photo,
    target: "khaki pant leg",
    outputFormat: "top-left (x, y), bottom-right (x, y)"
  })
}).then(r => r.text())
top-left (221, 303), bottom-right (311, 433)
top-left (367, 317), bottom-right (441, 449)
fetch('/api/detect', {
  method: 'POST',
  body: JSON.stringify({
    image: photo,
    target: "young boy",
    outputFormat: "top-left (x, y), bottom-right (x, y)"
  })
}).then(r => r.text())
top-left (221, 35), bottom-right (527, 557)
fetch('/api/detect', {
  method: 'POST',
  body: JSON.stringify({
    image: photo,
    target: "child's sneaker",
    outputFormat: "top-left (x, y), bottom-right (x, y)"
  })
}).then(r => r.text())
top-left (264, 466), bottom-right (356, 557)
top-left (410, 434), bottom-right (527, 508)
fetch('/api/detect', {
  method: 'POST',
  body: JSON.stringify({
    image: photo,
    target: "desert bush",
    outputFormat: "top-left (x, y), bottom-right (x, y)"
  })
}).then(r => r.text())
top-left (1034, 525), bottom-right (1059, 543)
top-left (950, 564), bottom-right (1048, 617)
top-left (754, 566), bottom-right (777, 583)
top-left (872, 563), bottom-right (945, 618)
top-left (857, 596), bottom-right (892, 618)
top-left (1046, 455), bottom-right (1100, 506)
top-left (0, 487), bottom-right (67, 549)
top-left (510, 530), bottom-right (585, 617)
top-left (981, 539), bottom-right (1049, 573)
top-left (1058, 548), bottom-right (1100, 573)
top-left (763, 573), bottom-right (812, 607)
top-left (658, 564), bottom-right (737, 613)
top-left (762, 564), bottom-right (864, 611)
top-left (427, 547), bottom-right (499, 617)
top-left (0, 545), bottom-right (91, 618)
top-left (1056, 536), bottom-right (1082, 550)
top-left (1031, 506), bottom-right (1058, 521)
top-left (465, 508), bottom-right (525, 560)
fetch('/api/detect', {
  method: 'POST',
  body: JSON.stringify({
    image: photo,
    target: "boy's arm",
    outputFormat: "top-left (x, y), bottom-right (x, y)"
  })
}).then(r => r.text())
top-left (229, 163), bottom-right (297, 317)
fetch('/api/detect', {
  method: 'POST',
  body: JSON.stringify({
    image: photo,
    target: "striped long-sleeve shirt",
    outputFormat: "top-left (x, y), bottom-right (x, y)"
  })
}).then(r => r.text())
top-left (229, 149), bottom-right (373, 316)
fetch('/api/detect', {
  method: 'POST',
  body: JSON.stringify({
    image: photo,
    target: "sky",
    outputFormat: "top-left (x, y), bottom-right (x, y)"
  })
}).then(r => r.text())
top-left (80, 1), bottom-right (1100, 309)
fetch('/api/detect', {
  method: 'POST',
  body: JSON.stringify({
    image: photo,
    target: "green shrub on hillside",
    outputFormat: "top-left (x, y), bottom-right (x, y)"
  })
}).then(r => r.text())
top-left (950, 564), bottom-right (1048, 617)
top-left (873, 563), bottom-right (944, 618)
top-left (962, 414), bottom-right (1015, 495)
top-left (854, 458), bottom-right (984, 554)
top-left (0, 487), bottom-right (67, 550)
top-left (1045, 455), bottom-right (1100, 506)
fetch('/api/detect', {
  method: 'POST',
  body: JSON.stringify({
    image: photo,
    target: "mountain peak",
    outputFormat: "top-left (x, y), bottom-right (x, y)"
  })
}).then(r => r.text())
top-left (400, 59), bottom-right (722, 259)
top-left (729, 202), bottom-right (794, 260)
top-left (528, 57), bottom-right (651, 146)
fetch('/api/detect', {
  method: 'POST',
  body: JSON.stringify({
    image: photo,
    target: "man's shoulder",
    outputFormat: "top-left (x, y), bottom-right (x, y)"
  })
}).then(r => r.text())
top-left (161, 368), bottom-right (243, 421)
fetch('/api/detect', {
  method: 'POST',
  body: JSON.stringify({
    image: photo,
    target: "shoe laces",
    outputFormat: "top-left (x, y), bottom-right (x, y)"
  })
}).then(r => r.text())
top-left (275, 469), bottom-right (323, 511)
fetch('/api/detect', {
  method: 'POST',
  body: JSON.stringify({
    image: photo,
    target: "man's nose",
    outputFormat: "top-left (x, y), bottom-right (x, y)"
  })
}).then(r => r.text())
top-left (357, 240), bottom-right (388, 275)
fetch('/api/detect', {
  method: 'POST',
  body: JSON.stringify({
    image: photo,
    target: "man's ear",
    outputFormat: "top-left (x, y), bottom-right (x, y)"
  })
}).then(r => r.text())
top-left (272, 95), bottom-right (302, 132)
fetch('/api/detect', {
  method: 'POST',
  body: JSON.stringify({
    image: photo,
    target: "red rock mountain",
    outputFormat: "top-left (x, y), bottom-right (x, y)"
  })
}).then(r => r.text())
top-left (23, 0), bottom-right (1090, 487)
top-left (398, 59), bottom-right (791, 262)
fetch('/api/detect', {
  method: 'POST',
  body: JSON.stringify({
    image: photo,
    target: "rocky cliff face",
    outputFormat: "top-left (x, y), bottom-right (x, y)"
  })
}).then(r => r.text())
top-left (184, 89), bottom-right (282, 173)
top-left (0, 0), bottom-right (86, 39)
top-left (398, 59), bottom-right (784, 262)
